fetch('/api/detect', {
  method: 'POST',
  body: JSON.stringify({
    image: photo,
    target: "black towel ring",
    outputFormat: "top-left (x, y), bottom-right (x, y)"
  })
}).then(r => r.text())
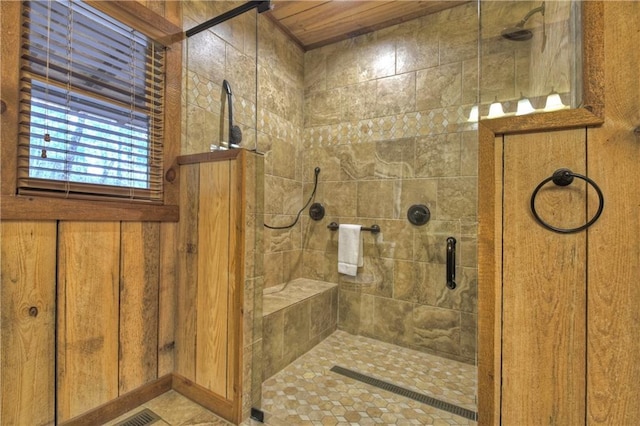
top-left (530, 168), bottom-right (604, 234)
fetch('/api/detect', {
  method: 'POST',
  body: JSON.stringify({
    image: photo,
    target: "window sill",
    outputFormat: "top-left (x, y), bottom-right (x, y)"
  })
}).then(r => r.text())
top-left (1, 195), bottom-right (178, 222)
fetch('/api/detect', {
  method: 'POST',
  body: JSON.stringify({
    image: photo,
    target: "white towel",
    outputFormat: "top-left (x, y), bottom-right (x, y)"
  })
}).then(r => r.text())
top-left (338, 224), bottom-right (363, 276)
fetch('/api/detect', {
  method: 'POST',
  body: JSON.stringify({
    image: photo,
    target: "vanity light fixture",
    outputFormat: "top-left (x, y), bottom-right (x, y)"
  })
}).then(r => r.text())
top-left (487, 97), bottom-right (505, 119)
top-left (516, 92), bottom-right (536, 116)
top-left (544, 88), bottom-right (567, 112)
top-left (467, 105), bottom-right (479, 122)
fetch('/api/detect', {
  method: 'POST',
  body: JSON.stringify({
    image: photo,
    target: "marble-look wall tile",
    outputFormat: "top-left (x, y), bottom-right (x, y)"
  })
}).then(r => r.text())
top-left (480, 51), bottom-right (516, 103)
top-left (304, 48), bottom-right (327, 95)
top-left (326, 41), bottom-right (359, 89)
top-left (338, 289), bottom-right (361, 334)
top-left (321, 181), bottom-right (358, 218)
top-left (226, 44), bottom-right (257, 99)
top-left (460, 312), bottom-right (477, 360)
top-left (436, 177), bottom-right (478, 221)
top-left (186, 30), bottom-right (226, 82)
top-left (357, 180), bottom-right (400, 219)
top-left (375, 73), bottom-right (416, 117)
top-left (375, 139), bottom-right (414, 179)
top-left (413, 305), bottom-right (460, 355)
top-left (373, 297), bottom-right (414, 347)
top-left (283, 300), bottom-right (311, 363)
top-left (304, 88), bottom-right (343, 127)
top-left (342, 81), bottom-right (377, 122)
top-left (309, 291), bottom-right (333, 338)
top-left (357, 33), bottom-right (396, 82)
top-left (460, 130), bottom-right (478, 177)
top-left (400, 179), bottom-right (438, 225)
top-left (416, 62), bottom-right (462, 111)
top-left (282, 249), bottom-right (303, 284)
top-left (263, 311), bottom-right (284, 379)
top-left (437, 2), bottom-right (478, 65)
top-left (414, 220), bottom-right (460, 263)
top-left (301, 249), bottom-right (329, 282)
top-left (359, 293), bottom-right (376, 338)
top-left (338, 143), bottom-right (376, 181)
top-left (414, 133), bottom-right (462, 178)
top-left (263, 252), bottom-right (283, 289)
top-left (372, 219), bottom-right (414, 260)
top-left (395, 15), bottom-right (439, 74)
top-left (393, 260), bottom-right (420, 303)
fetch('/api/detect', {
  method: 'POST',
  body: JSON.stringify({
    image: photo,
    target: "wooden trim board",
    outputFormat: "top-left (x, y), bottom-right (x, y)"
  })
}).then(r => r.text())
top-left (59, 375), bottom-right (172, 426)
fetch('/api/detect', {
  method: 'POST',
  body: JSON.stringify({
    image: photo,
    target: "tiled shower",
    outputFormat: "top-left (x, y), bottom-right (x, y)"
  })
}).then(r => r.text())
top-left (181, 0), bottom-right (573, 421)
top-left (262, 3), bottom-right (481, 365)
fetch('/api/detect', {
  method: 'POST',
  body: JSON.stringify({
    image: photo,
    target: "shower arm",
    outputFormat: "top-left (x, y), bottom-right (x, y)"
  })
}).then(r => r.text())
top-left (516, 2), bottom-right (545, 28)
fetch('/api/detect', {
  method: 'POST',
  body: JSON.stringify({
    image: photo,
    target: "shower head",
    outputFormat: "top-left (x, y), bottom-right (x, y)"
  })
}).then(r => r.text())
top-left (501, 2), bottom-right (545, 41)
top-left (223, 79), bottom-right (232, 95)
top-left (501, 26), bottom-right (533, 41)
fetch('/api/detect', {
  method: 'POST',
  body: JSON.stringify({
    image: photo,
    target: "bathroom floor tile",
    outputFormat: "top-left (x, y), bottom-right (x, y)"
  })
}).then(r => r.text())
top-left (103, 331), bottom-right (476, 425)
top-left (259, 330), bottom-right (477, 425)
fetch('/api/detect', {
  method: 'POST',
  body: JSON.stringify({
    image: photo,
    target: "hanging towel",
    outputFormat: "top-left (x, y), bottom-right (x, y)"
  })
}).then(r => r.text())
top-left (338, 224), bottom-right (363, 276)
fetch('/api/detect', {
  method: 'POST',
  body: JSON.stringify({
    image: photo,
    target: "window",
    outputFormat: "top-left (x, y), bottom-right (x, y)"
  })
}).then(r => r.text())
top-left (19, 0), bottom-right (165, 201)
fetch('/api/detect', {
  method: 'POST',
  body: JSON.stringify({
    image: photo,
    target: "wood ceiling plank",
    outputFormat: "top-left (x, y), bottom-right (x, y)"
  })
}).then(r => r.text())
top-left (266, 1), bottom-right (469, 50)
top-left (268, 1), bottom-right (328, 20)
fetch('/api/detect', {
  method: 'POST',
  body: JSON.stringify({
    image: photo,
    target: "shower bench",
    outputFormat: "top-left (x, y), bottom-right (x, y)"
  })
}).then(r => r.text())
top-left (262, 278), bottom-right (338, 379)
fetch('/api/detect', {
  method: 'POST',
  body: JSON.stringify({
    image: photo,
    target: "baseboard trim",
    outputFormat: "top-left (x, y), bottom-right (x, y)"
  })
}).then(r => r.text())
top-left (59, 374), bottom-right (173, 426)
top-left (58, 373), bottom-right (239, 425)
top-left (171, 373), bottom-right (237, 423)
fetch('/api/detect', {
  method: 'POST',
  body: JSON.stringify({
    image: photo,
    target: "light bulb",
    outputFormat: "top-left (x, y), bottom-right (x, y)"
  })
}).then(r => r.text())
top-left (544, 89), bottom-right (567, 112)
top-left (487, 98), bottom-right (505, 119)
top-left (516, 93), bottom-right (536, 116)
top-left (467, 105), bottom-right (479, 122)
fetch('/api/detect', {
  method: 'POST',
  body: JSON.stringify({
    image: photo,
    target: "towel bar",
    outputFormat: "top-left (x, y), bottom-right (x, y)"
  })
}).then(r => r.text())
top-left (327, 222), bottom-right (380, 234)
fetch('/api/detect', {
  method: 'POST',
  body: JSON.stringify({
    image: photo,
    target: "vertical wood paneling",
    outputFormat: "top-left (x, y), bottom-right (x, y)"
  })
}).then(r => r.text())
top-left (176, 164), bottom-right (200, 379)
top-left (587, 2), bottom-right (640, 424)
top-left (476, 128), bottom-right (502, 426)
top-left (119, 222), bottom-right (160, 394)
top-left (158, 221), bottom-right (177, 377)
top-left (196, 161), bottom-right (231, 397)
top-left (57, 221), bottom-right (120, 422)
top-left (227, 156), bottom-right (243, 401)
top-left (501, 130), bottom-right (586, 425)
top-left (1, 221), bottom-right (56, 426)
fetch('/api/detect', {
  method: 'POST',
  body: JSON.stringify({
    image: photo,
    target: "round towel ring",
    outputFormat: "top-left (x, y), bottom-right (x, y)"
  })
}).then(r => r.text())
top-left (530, 168), bottom-right (604, 234)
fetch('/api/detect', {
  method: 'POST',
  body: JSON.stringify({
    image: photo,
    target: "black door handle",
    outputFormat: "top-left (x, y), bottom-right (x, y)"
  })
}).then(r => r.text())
top-left (446, 237), bottom-right (456, 290)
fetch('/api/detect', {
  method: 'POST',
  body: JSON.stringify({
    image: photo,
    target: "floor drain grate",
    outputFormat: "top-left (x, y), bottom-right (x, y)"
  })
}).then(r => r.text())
top-left (114, 408), bottom-right (162, 426)
top-left (330, 365), bottom-right (478, 421)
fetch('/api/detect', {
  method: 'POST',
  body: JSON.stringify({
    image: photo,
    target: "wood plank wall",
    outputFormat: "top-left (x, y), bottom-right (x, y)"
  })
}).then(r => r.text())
top-left (1, 220), bottom-right (176, 424)
top-left (176, 157), bottom-right (242, 404)
top-left (501, 130), bottom-right (587, 424)
top-left (587, 2), bottom-right (640, 424)
top-left (1, 221), bottom-right (57, 426)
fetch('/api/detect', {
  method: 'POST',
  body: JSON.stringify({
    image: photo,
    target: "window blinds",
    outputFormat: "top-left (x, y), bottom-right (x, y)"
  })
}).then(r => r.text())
top-left (18, 0), bottom-right (165, 201)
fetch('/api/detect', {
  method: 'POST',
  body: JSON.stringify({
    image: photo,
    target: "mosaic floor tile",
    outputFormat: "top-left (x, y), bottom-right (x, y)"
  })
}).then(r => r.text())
top-left (260, 330), bottom-right (477, 425)
top-left (104, 331), bottom-right (476, 425)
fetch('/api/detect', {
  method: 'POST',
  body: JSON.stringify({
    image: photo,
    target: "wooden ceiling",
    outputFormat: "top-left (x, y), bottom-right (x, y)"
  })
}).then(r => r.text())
top-left (265, 1), bottom-right (470, 50)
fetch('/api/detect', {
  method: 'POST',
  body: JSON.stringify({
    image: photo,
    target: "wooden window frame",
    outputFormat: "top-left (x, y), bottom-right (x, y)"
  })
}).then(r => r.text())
top-left (476, 2), bottom-right (605, 425)
top-left (1, 1), bottom-right (183, 221)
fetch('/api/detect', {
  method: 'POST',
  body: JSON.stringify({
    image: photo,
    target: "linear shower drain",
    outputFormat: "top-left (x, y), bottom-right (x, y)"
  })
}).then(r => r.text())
top-left (330, 365), bottom-right (478, 421)
top-left (114, 408), bottom-right (162, 426)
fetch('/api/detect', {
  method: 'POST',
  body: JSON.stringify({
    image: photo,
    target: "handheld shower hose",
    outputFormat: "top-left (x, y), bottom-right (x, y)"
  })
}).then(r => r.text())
top-left (223, 79), bottom-right (243, 147)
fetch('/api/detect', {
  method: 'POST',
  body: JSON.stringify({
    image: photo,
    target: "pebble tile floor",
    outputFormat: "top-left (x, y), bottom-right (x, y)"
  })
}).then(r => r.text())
top-left (105, 330), bottom-right (476, 425)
